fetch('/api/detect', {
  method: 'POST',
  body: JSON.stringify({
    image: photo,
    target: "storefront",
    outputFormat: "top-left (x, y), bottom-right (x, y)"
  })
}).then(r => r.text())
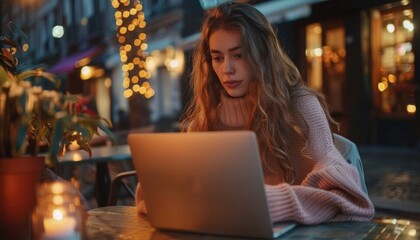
top-left (299, 0), bottom-right (418, 146)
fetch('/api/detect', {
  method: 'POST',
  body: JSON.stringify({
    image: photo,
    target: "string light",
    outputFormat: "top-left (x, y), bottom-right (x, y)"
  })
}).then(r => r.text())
top-left (112, 0), bottom-right (154, 99)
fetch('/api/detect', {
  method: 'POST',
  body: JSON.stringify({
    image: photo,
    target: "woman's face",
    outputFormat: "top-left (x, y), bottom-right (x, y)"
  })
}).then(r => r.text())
top-left (209, 29), bottom-right (252, 97)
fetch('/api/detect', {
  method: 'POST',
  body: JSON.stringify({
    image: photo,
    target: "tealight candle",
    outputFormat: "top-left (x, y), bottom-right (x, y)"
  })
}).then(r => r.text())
top-left (43, 209), bottom-right (77, 240)
top-left (32, 181), bottom-right (85, 240)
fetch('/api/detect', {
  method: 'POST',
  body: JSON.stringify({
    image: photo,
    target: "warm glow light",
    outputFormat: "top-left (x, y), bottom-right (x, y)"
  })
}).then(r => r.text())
top-left (111, 0), bottom-right (119, 8)
top-left (388, 74), bottom-right (396, 83)
top-left (123, 11), bottom-right (130, 18)
top-left (124, 44), bottom-right (132, 52)
top-left (403, 20), bottom-right (414, 32)
top-left (140, 43), bottom-right (148, 50)
top-left (119, 27), bottom-right (127, 34)
top-left (123, 89), bottom-right (133, 98)
top-left (72, 152), bottom-right (82, 161)
top-left (139, 60), bottom-right (145, 68)
top-left (408, 229), bottom-right (417, 237)
top-left (170, 59), bottom-right (179, 69)
top-left (123, 78), bottom-right (130, 88)
top-left (122, 0), bottom-right (130, 7)
top-left (406, 104), bottom-right (416, 114)
top-left (313, 48), bottom-right (323, 57)
top-left (131, 76), bottom-right (139, 83)
top-left (313, 25), bottom-right (322, 34)
top-left (139, 86), bottom-right (146, 94)
top-left (145, 88), bottom-right (155, 98)
top-left (378, 82), bottom-right (388, 92)
top-left (104, 77), bottom-right (112, 88)
top-left (114, 0), bottom-right (152, 98)
top-left (128, 63), bottom-right (134, 70)
top-left (80, 66), bottom-right (93, 80)
top-left (386, 23), bottom-right (395, 33)
top-left (68, 140), bottom-right (80, 151)
top-left (22, 43), bottom-right (29, 52)
top-left (51, 182), bottom-right (64, 194)
top-left (132, 84), bottom-right (140, 92)
top-left (128, 24), bottom-right (135, 31)
top-left (139, 70), bottom-right (147, 78)
top-left (53, 195), bottom-right (64, 205)
top-left (53, 209), bottom-right (64, 221)
top-left (130, 8), bottom-right (137, 15)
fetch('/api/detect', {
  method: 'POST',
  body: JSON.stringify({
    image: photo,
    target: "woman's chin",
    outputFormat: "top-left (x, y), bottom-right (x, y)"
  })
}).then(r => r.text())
top-left (224, 89), bottom-right (247, 98)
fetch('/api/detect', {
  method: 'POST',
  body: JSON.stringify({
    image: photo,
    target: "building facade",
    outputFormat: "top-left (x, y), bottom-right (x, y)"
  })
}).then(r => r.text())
top-left (0, 0), bottom-right (203, 132)
top-left (1, 0), bottom-right (418, 147)
top-left (293, 0), bottom-right (419, 147)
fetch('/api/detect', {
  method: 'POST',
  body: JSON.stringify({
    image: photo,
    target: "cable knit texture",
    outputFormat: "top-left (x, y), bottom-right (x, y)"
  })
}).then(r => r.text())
top-left (135, 89), bottom-right (375, 224)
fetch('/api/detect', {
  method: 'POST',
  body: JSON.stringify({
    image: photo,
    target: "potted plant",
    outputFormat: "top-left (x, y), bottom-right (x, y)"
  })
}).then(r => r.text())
top-left (0, 23), bottom-right (115, 238)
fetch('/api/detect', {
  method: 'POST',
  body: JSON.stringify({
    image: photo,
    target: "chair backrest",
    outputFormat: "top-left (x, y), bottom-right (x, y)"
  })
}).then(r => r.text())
top-left (333, 133), bottom-right (368, 195)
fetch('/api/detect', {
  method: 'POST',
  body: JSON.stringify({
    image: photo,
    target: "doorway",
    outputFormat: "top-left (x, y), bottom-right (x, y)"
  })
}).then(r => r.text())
top-left (306, 20), bottom-right (348, 135)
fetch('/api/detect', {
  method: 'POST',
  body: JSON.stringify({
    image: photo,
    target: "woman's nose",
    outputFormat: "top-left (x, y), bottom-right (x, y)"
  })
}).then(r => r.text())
top-left (223, 59), bottom-right (234, 74)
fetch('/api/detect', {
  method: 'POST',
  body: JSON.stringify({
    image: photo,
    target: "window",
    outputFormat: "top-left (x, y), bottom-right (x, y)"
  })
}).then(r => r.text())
top-left (305, 20), bottom-right (347, 133)
top-left (371, 6), bottom-right (415, 118)
top-left (306, 23), bottom-right (323, 92)
top-left (305, 21), bottom-right (346, 115)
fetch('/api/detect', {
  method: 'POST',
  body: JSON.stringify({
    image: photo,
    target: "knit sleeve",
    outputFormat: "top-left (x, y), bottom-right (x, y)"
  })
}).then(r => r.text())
top-left (265, 164), bottom-right (375, 224)
top-left (265, 93), bottom-right (375, 224)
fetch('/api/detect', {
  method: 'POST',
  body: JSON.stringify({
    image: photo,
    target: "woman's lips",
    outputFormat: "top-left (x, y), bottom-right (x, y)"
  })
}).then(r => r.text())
top-left (224, 80), bottom-right (241, 89)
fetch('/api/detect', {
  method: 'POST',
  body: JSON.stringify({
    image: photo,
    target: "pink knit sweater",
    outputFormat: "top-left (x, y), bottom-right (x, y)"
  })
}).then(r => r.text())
top-left (135, 90), bottom-right (375, 224)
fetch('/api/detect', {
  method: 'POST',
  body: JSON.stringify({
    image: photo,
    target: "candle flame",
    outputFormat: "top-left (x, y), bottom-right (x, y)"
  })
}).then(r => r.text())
top-left (53, 209), bottom-right (63, 221)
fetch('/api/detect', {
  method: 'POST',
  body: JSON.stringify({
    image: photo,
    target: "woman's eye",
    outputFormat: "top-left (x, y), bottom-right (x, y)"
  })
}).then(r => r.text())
top-left (233, 54), bottom-right (242, 59)
top-left (212, 56), bottom-right (222, 62)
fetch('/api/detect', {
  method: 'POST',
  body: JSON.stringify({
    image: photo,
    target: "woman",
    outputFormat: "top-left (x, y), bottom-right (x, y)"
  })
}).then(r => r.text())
top-left (137, 2), bottom-right (374, 224)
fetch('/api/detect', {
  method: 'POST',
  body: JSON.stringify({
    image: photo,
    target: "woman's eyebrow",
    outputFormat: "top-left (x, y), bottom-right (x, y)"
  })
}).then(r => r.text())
top-left (210, 46), bottom-right (241, 54)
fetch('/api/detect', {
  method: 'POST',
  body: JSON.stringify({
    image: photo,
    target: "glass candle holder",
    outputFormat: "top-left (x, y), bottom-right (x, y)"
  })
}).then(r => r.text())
top-left (32, 181), bottom-right (86, 240)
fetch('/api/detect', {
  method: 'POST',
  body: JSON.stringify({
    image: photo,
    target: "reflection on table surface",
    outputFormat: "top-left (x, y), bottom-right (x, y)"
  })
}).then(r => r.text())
top-left (85, 206), bottom-right (420, 240)
top-left (58, 144), bottom-right (131, 165)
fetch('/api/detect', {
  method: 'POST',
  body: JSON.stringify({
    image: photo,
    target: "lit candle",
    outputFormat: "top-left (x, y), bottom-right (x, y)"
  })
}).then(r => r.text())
top-left (43, 209), bottom-right (78, 240)
top-left (68, 140), bottom-right (80, 151)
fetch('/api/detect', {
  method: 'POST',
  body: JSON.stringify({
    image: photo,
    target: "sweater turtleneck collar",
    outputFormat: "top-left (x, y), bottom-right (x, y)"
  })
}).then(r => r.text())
top-left (217, 93), bottom-right (250, 130)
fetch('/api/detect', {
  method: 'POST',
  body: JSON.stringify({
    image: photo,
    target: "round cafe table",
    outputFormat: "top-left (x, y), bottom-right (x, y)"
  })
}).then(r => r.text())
top-left (84, 206), bottom-right (420, 239)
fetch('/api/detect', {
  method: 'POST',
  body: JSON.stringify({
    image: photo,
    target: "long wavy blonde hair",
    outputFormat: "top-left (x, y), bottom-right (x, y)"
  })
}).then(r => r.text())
top-left (181, 2), bottom-right (338, 181)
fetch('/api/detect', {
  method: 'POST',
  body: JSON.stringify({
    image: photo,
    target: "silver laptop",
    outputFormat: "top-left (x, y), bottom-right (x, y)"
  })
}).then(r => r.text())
top-left (127, 131), bottom-right (296, 239)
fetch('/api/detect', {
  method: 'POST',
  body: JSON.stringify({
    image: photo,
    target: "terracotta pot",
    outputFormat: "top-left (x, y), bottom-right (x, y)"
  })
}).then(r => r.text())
top-left (0, 156), bottom-right (45, 240)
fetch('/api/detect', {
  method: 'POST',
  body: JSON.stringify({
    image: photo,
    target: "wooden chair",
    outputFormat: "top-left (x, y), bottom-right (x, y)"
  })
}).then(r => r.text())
top-left (107, 170), bottom-right (137, 206)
